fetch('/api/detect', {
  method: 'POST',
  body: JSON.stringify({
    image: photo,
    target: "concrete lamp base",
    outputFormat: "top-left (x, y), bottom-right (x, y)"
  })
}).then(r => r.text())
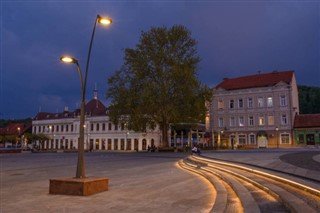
top-left (49, 177), bottom-right (109, 196)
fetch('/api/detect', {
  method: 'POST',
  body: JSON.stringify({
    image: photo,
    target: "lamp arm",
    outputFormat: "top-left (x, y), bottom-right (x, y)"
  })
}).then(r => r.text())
top-left (75, 61), bottom-right (85, 102)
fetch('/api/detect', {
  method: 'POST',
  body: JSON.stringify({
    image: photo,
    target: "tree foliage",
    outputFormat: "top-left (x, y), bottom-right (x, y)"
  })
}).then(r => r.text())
top-left (107, 25), bottom-right (211, 147)
top-left (298, 85), bottom-right (320, 114)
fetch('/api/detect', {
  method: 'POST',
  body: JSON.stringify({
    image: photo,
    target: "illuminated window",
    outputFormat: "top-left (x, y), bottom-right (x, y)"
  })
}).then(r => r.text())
top-left (281, 133), bottom-right (290, 144)
top-left (267, 97), bottom-right (273, 107)
top-left (218, 99), bottom-right (224, 109)
top-left (268, 115), bottom-right (274, 126)
top-left (259, 116), bottom-right (265, 126)
top-left (239, 116), bottom-right (244, 127)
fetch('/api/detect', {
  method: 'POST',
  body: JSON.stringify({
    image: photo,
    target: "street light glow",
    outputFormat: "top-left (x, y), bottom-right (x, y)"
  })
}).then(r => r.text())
top-left (60, 56), bottom-right (77, 63)
top-left (98, 17), bottom-right (112, 25)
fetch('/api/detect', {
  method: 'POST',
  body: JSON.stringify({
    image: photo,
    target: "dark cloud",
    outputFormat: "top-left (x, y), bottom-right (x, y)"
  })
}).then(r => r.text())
top-left (1, 1), bottom-right (319, 119)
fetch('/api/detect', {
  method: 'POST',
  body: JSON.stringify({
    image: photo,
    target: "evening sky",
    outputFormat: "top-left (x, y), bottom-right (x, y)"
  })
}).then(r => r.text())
top-left (1, 1), bottom-right (319, 119)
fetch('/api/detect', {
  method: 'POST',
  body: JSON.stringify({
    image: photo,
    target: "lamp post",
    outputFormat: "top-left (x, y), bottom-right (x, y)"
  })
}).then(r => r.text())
top-left (60, 15), bottom-right (112, 179)
top-left (17, 127), bottom-right (21, 148)
top-left (275, 127), bottom-right (279, 148)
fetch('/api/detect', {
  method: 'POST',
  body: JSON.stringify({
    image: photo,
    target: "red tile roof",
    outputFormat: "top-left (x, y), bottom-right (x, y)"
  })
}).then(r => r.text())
top-left (33, 99), bottom-right (107, 121)
top-left (294, 114), bottom-right (320, 128)
top-left (215, 70), bottom-right (294, 90)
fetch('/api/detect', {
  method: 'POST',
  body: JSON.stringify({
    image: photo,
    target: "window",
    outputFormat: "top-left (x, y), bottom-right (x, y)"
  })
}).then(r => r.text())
top-left (229, 100), bottom-right (234, 109)
top-left (267, 97), bottom-right (273, 107)
top-left (259, 115), bottom-right (265, 126)
top-left (218, 118), bottom-right (224, 127)
top-left (56, 125), bottom-right (59, 132)
top-left (91, 123), bottom-right (94, 131)
top-left (281, 133), bottom-right (290, 144)
top-left (298, 134), bottom-right (304, 143)
top-left (239, 116), bottom-right (244, 127)
top-left (248, 116), bottom-right (254, 126)
top-left (238, 99), bottom-right (243, 108)
top-left (71, 124), bottom-right (74, 132)
top-left (218, 99), bottom-right (224, 109)
top-left (268, 115), bottom-right (274, 126)
top-left (280, 95), bottom-right (286, 106)
top-left (96, 123), bottom-right (100, 131)
top-left (258, 97), bottom-right (264, 108)
top-left (239, 134), bottom-right (246, 145)
top-left (230, 117), bottom-right (235, 127)
top-left (61, 125), bottom-right (64, 132)
top-left (102, 123), bottom-right (106, 131)
top-left (249, 134), bottom-right (256, 144)
top-left (108, 123), bottom-right (112, 131)
top-left (248, 98), bottom-right (253, 108)
top-left (281, 114), bottom-right (287, 125)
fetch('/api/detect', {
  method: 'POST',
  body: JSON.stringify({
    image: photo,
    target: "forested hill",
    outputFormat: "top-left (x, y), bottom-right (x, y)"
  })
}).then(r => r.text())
top-left (0, 118), bottom-right (32, 128)
top-left (298, 85), bottom-right (320, 114)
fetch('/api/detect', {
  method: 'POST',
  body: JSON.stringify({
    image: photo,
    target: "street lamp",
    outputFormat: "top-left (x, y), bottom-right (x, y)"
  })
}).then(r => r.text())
top-left (275, 127), bottom-right (279, 148)
top-left (17, 127), bottom-right (21, 148)
top-left (49, 126), bottom-right (52, 149)
top-left (60, 15), bottom-right (112, 179)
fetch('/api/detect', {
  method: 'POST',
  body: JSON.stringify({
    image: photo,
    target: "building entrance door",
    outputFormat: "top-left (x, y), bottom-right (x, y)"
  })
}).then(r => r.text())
top-left (306, 134), bottom-right (315, 145)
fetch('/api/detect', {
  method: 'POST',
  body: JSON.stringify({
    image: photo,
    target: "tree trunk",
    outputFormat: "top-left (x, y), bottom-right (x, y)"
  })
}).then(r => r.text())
top-left (161, 118), bottom-right (169, 147)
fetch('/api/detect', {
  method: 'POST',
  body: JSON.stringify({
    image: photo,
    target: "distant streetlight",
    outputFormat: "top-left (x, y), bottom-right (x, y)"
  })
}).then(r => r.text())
top-left (49, 126), bottom-right (52, 149)
top-left (60, 14), bottom-right (112, 179)
top-left (275, 127), bottom-right (279, 148)
top-left (17, 127), bottom-right (21, 148)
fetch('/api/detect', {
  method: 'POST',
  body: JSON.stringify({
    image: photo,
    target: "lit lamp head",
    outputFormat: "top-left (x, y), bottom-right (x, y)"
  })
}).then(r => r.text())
top-left (97, 15), bottom-right (112, 25)
top-left (60, 56), bottom-right (78, 64)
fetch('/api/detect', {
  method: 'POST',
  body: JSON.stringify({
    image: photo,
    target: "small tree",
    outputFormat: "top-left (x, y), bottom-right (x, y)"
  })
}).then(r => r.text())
top-left (107, 25), bottom-right (211, 147)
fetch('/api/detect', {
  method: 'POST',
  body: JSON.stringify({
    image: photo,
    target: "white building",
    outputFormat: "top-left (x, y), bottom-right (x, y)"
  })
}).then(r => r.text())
top-left (32, 93), bottom-right (161, 151)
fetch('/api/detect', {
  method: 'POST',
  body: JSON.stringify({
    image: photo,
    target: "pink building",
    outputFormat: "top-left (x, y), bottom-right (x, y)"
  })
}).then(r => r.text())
top-left (208, 70), bottom-right (299, 149)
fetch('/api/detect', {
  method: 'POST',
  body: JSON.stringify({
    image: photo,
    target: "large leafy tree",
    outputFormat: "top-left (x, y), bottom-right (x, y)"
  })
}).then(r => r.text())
top-left (107, 25), bottom-right (211, 147)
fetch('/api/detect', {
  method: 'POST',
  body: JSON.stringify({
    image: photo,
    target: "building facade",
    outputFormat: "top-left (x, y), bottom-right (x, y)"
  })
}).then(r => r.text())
top-left (32, 97), bottom-right (161, 151)
top-left (293, 114), bottom-right (320, 146)
top-left (209, 70), bottom-right (299, 149)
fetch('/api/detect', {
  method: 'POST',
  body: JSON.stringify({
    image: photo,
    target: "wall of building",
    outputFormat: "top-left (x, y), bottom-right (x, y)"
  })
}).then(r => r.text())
top-left (210, 83), bottom-right (297, 149)
top-left (32, 115), bottom-right (161, 151)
